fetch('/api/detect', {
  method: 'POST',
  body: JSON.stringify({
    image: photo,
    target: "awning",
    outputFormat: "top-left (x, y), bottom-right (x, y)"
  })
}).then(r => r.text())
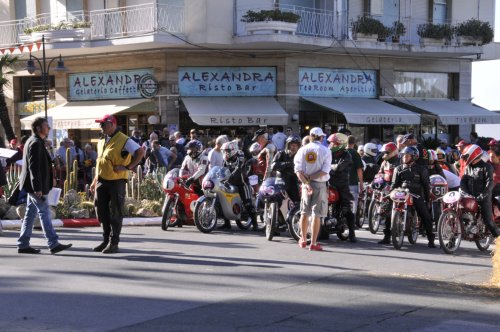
top-left (20, 99), bottom-right (153, 130)
top-left (302, 97), bottom-right (420, 125)
top-left (396, 100), bottom-right (500, 125)
top-left (182, 97), bottom-right (288, 126)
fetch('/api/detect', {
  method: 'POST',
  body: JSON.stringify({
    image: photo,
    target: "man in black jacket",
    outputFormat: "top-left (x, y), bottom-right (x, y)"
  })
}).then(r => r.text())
top-left (271, 135), bottom-right (301, 204)
top-left (391, 146), bottom-right (436, 248)
top-left (460, 144), bottom-right (499, 237)
top-left (17, 117), bottom-right (72, 254)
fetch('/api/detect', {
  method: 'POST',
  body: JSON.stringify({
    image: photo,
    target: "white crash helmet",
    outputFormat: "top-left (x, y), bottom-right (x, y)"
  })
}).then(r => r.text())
top-left (363, 143), bottom-right (378, 157)
top-left (221, 140), bottom-right (239, 161)
top-left (357, 145), bottom-right (364, 153)
top-left (249, 142), bottom-right (261, 156)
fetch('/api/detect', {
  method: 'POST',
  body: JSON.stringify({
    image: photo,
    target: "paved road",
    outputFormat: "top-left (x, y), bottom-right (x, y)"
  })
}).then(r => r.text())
top-left (0, 224), bottom-right (499, 331)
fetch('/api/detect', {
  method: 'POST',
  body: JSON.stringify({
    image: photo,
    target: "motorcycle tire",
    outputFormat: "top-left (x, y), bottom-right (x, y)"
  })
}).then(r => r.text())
top-left (355, 199), bottom-right (365, 229)
top-left (161, 197), bottom-right (176, 231)
top-left (437, 211), bottom-right (461, 254)
top-left (265, 202), bottom-right (278, 241)
top-left (391, 210), bottom-right (405, 250)
top-left (407, 212), bottom-right (419, 245)
top-left (368, 200), bottom-right (381, 234)
top-left (336, 225), bottom-right (349, 241)
top-left (194, 197), bottom-right (218, 233)
top-left (235, 209), bottom-right (253, 230)
top-left (287, 207), bottom-right (311, 242)
top-left (475, 223), bottom-right (493, 251)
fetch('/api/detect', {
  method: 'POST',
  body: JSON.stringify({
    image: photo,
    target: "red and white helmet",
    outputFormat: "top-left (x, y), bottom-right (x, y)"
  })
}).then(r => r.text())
top-left (461, 144), bottom-right (483, 167)
top-left (428, 149), bottom-right (438, 164)
top-left (380, 142), bottom-right (398, 161)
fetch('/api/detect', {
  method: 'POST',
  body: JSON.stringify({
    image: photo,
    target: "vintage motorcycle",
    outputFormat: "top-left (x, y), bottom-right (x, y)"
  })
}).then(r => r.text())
top-left (193, 166), bottom-right (253, 233)
top-left (437, 191), bottom-right (497, 254)
top-left (390, 186), bottom-right (422, 250)
top-left (258, 177), bottom-right (296, 241)
top-left (429, 175), bottom-right (448, 230)
top-left (355, 182), bottom-right (372, 229)
top-left (367, 174), bottom-right (390, 234)
top-left (288, 185), bottom-right (350, 242)
top-left (161, 168), bottom-right (200, 231)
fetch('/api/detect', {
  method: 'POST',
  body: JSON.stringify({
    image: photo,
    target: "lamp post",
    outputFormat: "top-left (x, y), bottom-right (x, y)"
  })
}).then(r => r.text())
top-left (25, 35), bottom-right (66, 119)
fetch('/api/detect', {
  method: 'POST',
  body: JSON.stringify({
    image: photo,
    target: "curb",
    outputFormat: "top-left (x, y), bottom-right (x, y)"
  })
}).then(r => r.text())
top-left (0, 217), bottom-right (162, 230)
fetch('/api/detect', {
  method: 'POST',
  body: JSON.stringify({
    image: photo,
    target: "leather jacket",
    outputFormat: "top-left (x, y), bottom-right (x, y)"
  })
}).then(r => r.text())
top-left (460, 160), bottom-right (494, 199)
top-left (329, 149), bottom-right (352, 189)
top-left (362, 155), bottom-right (380, 183)
top-left (271, 150), bottom-right (297, 183)
top-left (391, 162), bottom-right (431, 202)
top-left (379, 157), bottom-right (400, 183)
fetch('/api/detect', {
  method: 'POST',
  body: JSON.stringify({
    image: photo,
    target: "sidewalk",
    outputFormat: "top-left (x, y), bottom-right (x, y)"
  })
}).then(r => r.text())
top-left (0, 217), bottom-right (162, 229)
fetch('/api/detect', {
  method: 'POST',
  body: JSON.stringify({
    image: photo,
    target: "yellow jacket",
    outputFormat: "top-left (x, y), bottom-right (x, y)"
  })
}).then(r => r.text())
top-left (96, 132), bottom-right (132, 181)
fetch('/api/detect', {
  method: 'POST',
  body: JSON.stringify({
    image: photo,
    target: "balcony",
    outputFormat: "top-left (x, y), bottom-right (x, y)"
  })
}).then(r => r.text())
top-left (0, 3), bottom-right (184, 48)
top-left (234, 5), bottom-right (483, 58)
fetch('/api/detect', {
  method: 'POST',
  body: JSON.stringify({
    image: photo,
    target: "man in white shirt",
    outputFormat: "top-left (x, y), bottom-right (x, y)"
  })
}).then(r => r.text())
top-left (294, 127), bottom-right (332, 251)
top-left (208, 135), bottom-right (228, 169)
top-left (271, 127), bottom-right (287, 151)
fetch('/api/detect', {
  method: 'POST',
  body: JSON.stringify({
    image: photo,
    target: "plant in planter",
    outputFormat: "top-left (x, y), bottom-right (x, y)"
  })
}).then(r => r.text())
top-left (241, 9), bottom-right (301, 35)
top-left (390, 20), bottom-right (406, 43)
top-left (23, 20), bottom-right (91, 41)
top-left (455, 18), bottom-right (493, 45)
top-left (352, 16), bottom-right (390, 41)
top-left (417, 22), bottom-right (453, 45)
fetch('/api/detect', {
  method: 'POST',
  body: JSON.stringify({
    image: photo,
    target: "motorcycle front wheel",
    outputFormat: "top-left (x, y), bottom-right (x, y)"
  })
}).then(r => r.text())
top-left (355, 197), bottom-right (366, 229)
top-left (391, 210), bottom-right (405, 250)
top-left (235, 207), bottom-right (253, 230)
top-left (437, 211), bottom-right (462, 254)
top-left (368, 200), bottom-right (381, 234)
top-left (265, 202), bottom-right (278, 241)
top-left (161, 197), bottom-right (175, 231)
top-left (407, 212), bottom-right (419, 245)
top-left (194, 197), bottom-right (218, 233)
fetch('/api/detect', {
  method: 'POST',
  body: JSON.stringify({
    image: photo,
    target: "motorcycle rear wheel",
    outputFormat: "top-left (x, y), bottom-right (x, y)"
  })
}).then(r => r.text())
top-left (194, 198), bottom-right (218, 233)
top-left (438, 211), bottom-right (461, 254)
top-left (161, 197), bottom-right (176, 231)
top-left (287, 208), bottom-right (311, 242)
top-left (391, 210), bottom-right (405, 250)
top-left (368, 200), bottom-right (381, 234)
top-left (407, 212), bottom-right (419, 245)
top-left (355, 198), bottom-right (366, 228)
top-left (475, 233), bottom-right (493, 251)
top-left (265, 202), bottom-right (278, 241)
top-left (235, 209), bottom-right (253, 230)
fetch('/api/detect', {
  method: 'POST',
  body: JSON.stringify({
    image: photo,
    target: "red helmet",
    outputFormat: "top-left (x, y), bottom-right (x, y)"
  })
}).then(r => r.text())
top-left (380, 142), bottom-right (398, 160)
top-left (488, 139), bottom-right (497, 147)
top-left (461, 144), bottom-right (483, 167)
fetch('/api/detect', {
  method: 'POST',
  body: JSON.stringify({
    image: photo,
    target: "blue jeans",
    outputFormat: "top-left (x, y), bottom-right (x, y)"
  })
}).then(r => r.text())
top-left (17, 193), bottom-right (59, 250)
top-left (349, 185), bottom-right (359, 214)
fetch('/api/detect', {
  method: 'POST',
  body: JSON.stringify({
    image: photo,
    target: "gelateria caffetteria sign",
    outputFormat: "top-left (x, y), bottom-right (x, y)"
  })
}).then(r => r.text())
top-left (299, 68), bottom-right (378, 98)
top-left (178, 67), bottom-right (276, 97)
top-left (68, 69), bottom-right (154, 100)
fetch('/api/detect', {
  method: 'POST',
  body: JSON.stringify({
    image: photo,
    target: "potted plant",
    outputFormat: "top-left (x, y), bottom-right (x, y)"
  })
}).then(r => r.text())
top-left (390, 21), bottom-right (406, 43)
top-left (241, 9), bottom-right (301, 35)
top-left (417, 22), bottom-right (453, 46)
top-left (352, 16), bottom-right (390, 42)
top-left (24, 20), bottom-right (91, 42)
top-left (455, 18), bottom-right (493, 46)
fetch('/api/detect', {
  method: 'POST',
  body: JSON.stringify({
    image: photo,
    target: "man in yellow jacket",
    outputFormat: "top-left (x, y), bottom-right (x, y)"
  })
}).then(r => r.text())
top-left (90, 114), bottom-right (145, 254)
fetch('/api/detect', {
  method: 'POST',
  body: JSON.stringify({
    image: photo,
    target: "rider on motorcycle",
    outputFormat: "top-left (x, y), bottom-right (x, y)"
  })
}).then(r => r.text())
top-left (460, 144), bottom-right (499, 237)
top-left (181, 140), bottom-right (209, 196)
top-left (220, 140), bottom-right (259, 231)
top-left (328, 133), bottom-right (357, 243)
top-left (253, 128), bottom-right (277, 181)
top-left (362, 142), bottom-right (380, 183)
top-left (377, 142), bottom-right (400, 244)
top-left (271, 135), bottom-right (301, 204)
top-left (427, 149), bottom-right (445, 177)
top-left (391, 146), bottom-right (436, 248)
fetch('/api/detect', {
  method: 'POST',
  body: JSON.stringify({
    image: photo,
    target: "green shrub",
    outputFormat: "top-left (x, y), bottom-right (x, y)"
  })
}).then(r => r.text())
top-left (455, 18), bottom-right (493, 45)
top-left (353, 16), bottom-right (390, 40)
top-left (417, 23), bottom-right (453, 40)
top-left (241, 9), bottom-right (300, 23)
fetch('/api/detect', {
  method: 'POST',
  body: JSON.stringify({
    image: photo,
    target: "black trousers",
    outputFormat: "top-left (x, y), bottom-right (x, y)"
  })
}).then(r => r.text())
top-left (95, 178), bottom-right (126, 245)
top-left (413, 197), bottom-right (434, 240)
top-left (480, 199), bottom-right (499, 237)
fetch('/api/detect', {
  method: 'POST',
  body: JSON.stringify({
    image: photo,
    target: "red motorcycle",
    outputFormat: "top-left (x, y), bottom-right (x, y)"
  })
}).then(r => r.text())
top-left (437, 191), bottom-right (497, 254)
top-left (390, 187), bottom-right (421, 250)
top-left (367, 174), bottom-right (390, 234)
top-left (429, 175), bottom-right (448, 230)
top-left (161, 168), bottom-right (200, 231)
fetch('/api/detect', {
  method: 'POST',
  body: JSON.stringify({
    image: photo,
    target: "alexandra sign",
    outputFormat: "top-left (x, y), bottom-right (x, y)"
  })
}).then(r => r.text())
top-left (178, 67), bottom-right (276, 96)
top-left (299, 68), bottom-right (378, 98)
top-left (68, 69), bottom-right (154, 100)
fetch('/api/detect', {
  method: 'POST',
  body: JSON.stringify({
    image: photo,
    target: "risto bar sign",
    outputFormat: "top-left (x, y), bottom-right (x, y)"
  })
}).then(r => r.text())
top-left (68, 69), bottom-right (154, 100)
top-left (179, 67), bottom-right (276, 96)
top-left (299, 68), bottom-right (377, 98)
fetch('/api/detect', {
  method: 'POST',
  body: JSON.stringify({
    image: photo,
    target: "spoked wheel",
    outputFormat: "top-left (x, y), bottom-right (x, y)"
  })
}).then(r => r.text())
top-left (407, 212), bottom-right (419, 245)
top-left (236, 205), bottom-right (253, 230)
top-left (368, 200), bottom-right (381, 234)
top-left (194, 198), bottom-right (218, 233)
top-left (161, 197), bottom-right (177, 231)
top-left (475, 222), bottom-right (493, 251)
top-left (264, 202), bottom-right (278, 241)
top-left (355, 198), bottom-right (366, 229)
top-left (336, 222), bottom-right (349, 241)
top-left (438, 211), bottom-right (462, 254)
top-left (287, 208), bottom-right (311, 242)
top-left (391, 210), bottom-right (405, 250)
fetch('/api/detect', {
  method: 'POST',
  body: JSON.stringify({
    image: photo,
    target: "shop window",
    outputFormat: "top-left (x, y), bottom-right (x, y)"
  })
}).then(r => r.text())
top-left (393, 72), bottom-right (451, 99)
top-left (18, 76), bottom-right (55, 102)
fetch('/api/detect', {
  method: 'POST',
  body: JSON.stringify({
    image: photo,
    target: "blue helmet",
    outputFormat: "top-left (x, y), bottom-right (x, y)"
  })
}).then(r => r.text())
top-left (401, 146), bottom-right (419, 162)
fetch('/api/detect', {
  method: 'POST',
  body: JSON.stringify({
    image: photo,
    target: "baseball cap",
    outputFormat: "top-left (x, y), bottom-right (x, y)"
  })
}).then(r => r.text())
top-left (402, 133), bottom-right (415, 144)
top-left (95, 114), bottom-right (117, 126)
top-left (309, 127), bottom-right (325, 137)
top-left (252, 128), bottom-right (268, 141)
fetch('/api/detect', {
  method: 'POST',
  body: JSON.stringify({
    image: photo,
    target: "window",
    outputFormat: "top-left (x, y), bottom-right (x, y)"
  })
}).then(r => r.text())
top-left (394, 72), bottom-right (451, 99)
top-left (370, 0), bottom-right (384, 16)
top-left (433, 0), bottom-right (447, 24)
top-left (18, 76), bottom-right (56, 102)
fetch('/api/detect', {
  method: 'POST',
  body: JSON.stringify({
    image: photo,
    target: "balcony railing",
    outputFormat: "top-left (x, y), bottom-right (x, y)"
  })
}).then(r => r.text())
top-left (0, 3), bottom-right (184, 47)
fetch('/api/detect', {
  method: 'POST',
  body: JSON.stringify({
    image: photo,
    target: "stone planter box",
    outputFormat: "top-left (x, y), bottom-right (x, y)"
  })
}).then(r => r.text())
top-left (246, 21), bottom-right (298, 35)
top-left (457, 35), bottom-right (482, 46)
top-left (420, 37), bottom-right (445, 46)
top-left (31, 28), bottom-right (91, 42)
top-left (355, 33), bottom-right (379, 42)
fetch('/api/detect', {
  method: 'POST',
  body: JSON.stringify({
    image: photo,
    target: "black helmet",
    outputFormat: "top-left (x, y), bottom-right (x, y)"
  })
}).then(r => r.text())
top-left (400, 146), bottom-right (419, 163)
top-left (186, 140), bottom-right (203, 158)
top-left (285, 135), bottom-right (301, 152)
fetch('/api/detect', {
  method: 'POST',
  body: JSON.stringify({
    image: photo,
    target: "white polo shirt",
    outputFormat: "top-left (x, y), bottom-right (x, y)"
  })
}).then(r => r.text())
top-left (294, 140), bottom-right (331, 182)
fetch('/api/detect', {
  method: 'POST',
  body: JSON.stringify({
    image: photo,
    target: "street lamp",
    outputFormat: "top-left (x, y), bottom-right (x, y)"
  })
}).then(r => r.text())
top-left (25, 35), bottom-right (66, 119)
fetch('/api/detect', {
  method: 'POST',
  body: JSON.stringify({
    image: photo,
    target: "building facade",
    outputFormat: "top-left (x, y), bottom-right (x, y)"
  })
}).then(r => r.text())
top-left (0, 0), bottom-right (499, 146)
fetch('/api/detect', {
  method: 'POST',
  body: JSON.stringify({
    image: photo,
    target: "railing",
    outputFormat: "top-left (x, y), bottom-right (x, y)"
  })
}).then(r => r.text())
top-left (0, 3), bottom-right (184, 47)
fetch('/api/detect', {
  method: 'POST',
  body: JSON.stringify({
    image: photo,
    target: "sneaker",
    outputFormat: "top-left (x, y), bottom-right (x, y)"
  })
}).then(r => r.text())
top-left (18, 247), bottom-right (41, 254)
top-left (298, 239), bottom-right (307, 248)
top-left (309, 243), bottom-right (323, 251)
